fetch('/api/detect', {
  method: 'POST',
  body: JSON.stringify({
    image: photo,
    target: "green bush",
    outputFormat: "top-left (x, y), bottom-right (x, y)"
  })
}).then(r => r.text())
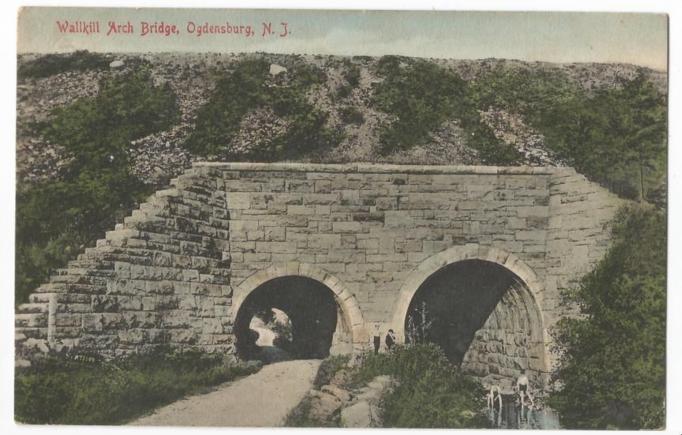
top-left (335, 61), bottom-right (361, 99)
top-left (15, 348), bottom-right (259, 425)
top-left (373, 59), bottom-right (466, 153)
top-left (352, 344), bottom-right (488, 428)
top-left (372, 57), bottom-right (518, 164)
top-left (343, 61), bottom-right (361, 87)
top-left (339, 106), bottom-right (364, 125)
top-left (536, 72), bottom-right (667, 201)
top-left (185, 58), bottom-right (270, 156)
top-left (15, 69), bottom-right (178, 305)
top-left (185, 58), bottom-right (340, 159)
top-left (18, 50), bottom-right (110, 79)
top-left (549, 205), bottom-right (666, 429)
top-left (472, 67), bottom-right (667, 200)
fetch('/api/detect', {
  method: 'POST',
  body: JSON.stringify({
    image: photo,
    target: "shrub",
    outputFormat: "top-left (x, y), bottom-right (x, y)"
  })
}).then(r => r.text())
top-left (284, 395), bottom-right (318, 427)
top-left (472, 67), bottom-right (667, 200)
top-left (339, 106), bottom-right (364, 125)
top-left (536, 72), bottom-right (667, 201)
top-left (185, 58), bottom-right (270, 156)
top-left (372, 58), bottom-right (518, 164)
top-left (549, 205), bottom-right (666, 429)
top-left (373, 60), bottom-right (466, 153)
top-left (18, 50), bottom-right (110, 79)
top-left (14, 348), bottom-right (260, 425)
top-left (15, 69), bottom-right (178, 305)
top-left (335, 61), bottom-right (361, 99)
top-left (351, 344), bottom-right (488, 428)
top-left (185, 58), bottom-right (340, 159)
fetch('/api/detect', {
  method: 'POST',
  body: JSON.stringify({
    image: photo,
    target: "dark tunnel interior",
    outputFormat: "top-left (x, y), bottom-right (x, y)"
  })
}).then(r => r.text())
top-left (405, 259), bottom-right (523, 364)
top-left (234, 276), bottom-right (339, 361)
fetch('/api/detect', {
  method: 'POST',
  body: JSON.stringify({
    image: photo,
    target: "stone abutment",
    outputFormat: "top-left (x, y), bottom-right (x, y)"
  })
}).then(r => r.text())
top-left (16, 162), bottom-right (622, 387)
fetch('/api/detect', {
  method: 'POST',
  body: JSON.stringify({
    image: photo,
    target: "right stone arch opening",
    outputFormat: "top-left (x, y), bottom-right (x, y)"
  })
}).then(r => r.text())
top-left (405, 259), bottom-right (547, 389)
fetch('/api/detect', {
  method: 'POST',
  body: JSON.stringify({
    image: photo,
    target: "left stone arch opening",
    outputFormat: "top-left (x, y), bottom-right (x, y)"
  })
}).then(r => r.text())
top-left (234, 276), bottom-right (347, 362)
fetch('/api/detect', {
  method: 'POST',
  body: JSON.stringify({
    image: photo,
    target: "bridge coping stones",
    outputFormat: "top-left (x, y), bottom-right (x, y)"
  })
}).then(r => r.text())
top-left (194, 161), bottom-right (571, 176)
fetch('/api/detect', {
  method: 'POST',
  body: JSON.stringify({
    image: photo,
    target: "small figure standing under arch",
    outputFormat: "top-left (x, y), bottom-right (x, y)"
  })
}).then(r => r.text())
top-left (372, 324), bottom-right (381, 354)
top-left (385, 329), bottom-right (396, 351)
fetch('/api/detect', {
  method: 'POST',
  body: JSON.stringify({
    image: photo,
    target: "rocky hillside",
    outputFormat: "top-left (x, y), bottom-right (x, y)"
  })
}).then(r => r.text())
top-left (16, 51), bottom-right (667, 187)
top-left (14, 51), bottom-right (667, 307)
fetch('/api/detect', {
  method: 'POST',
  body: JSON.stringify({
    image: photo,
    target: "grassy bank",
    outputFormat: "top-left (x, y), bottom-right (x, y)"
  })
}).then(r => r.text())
top-left (352, 344), bottom-right (488, 428)
top-left (287, 345), bottom-right (488, 428)
top-left (15, 349), bottom-right (259, 425)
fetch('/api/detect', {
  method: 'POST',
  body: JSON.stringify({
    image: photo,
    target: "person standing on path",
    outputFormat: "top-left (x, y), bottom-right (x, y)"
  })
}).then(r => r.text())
top-left (372, 324), bottom-right (381, 354)
top-left (385, 329), bottom-right (396, 351)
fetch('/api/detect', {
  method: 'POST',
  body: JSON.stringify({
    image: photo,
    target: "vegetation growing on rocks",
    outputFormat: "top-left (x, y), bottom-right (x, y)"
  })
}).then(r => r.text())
top-left (18, 50), bottom-right (111, 79)
top-left (13, 52), bottom-right (668, 429)
top-left (184, 57), bottom-right (341, 159)
top-left (549, 205), bottom-right (666, 429)
top-left (284, 354), bottom-right (351, 427)
top-left (15, 69), bottom-right (179, 305)
top-left (473, 67), bottom-right (667, 201)
top-left (14, 348), bottom-right (259, 425)
top-left (352, 344), bottom-right (487, 428)
top-left (372, 57), bottom-right (519, 164)
top-left (286, 345), bottom-right (486, 428)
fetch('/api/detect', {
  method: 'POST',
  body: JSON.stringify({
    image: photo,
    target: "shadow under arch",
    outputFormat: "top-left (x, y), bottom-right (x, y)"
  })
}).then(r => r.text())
top-left (232, 263), bottom-right (367, 358)
top-left (390, 245), bottom-right (550, 386)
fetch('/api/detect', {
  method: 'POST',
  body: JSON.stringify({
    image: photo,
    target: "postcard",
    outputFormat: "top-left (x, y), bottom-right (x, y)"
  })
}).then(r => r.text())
top-left (14, 7), bottom-right (668, 429)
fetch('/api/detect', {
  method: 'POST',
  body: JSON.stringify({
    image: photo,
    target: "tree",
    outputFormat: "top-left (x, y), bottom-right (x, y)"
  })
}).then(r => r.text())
top-left (16, 69), bottom-right (178, 305)
top-left (549, 206), bottom-right (666, 429)
top-left (537, 71), bottom-right (666, 201)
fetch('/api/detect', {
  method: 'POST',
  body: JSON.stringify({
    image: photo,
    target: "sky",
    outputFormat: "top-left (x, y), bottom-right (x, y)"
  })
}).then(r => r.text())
top-left (17, 8), bottom-right (668, 71)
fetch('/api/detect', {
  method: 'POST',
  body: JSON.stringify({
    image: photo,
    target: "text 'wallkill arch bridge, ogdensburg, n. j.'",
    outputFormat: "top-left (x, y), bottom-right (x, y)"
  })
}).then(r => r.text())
top-left (16, 162), bottom-right (622, 388)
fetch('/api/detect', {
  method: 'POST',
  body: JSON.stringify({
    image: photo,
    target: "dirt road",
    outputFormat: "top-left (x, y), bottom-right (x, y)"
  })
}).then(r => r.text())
top-left (130, 359), bottom-right (321, 427)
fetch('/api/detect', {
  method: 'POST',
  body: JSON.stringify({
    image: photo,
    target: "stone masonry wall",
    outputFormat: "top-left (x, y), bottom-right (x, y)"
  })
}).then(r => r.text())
top-left (16, 162), bottom-right (623, 378)
top-left (16, 166), bottom-right (233, 362)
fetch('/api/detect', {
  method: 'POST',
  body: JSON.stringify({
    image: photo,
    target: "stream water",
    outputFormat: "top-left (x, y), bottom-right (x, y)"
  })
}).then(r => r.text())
top-left (487, 396), bottom-right (562, 429)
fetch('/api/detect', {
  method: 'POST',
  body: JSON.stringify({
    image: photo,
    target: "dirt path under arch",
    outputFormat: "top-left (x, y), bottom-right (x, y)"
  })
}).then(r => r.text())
top-left (130, 359), bottom-right (321, 427)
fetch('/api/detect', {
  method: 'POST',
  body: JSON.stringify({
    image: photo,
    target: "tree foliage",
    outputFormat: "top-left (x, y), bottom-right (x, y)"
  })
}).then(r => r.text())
top-left (16, 69), bottom-right (179, 305)
top-left (472, 67), bottom-right (667, 201)
top-left (538, 72), bottom-right (667, 201)
top-left (549, 205), bottom-right (666, 429)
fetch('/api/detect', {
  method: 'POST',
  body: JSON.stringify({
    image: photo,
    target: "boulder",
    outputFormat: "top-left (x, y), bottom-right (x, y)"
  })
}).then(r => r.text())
top-left (355, 386), bottom-right (382, 402)
top-left (309, 391), bottom-right (342, 421)
top-left (367, 375), bottom-right (392, 389)
top-left (341, 400), bottom-right (373, 428)
top-left (321, 384), bottom-right (352, 402)
top-left (330, 368), bottom-right (352, 386)
top-left (269, 64), bottom-right (287, 76)
top-left (109, 60), bottom-right (125, 69)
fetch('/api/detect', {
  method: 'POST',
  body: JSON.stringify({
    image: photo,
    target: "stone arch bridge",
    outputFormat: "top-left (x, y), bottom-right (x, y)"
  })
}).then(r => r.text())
top-left (16, 162), bottom-right (621, 387)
